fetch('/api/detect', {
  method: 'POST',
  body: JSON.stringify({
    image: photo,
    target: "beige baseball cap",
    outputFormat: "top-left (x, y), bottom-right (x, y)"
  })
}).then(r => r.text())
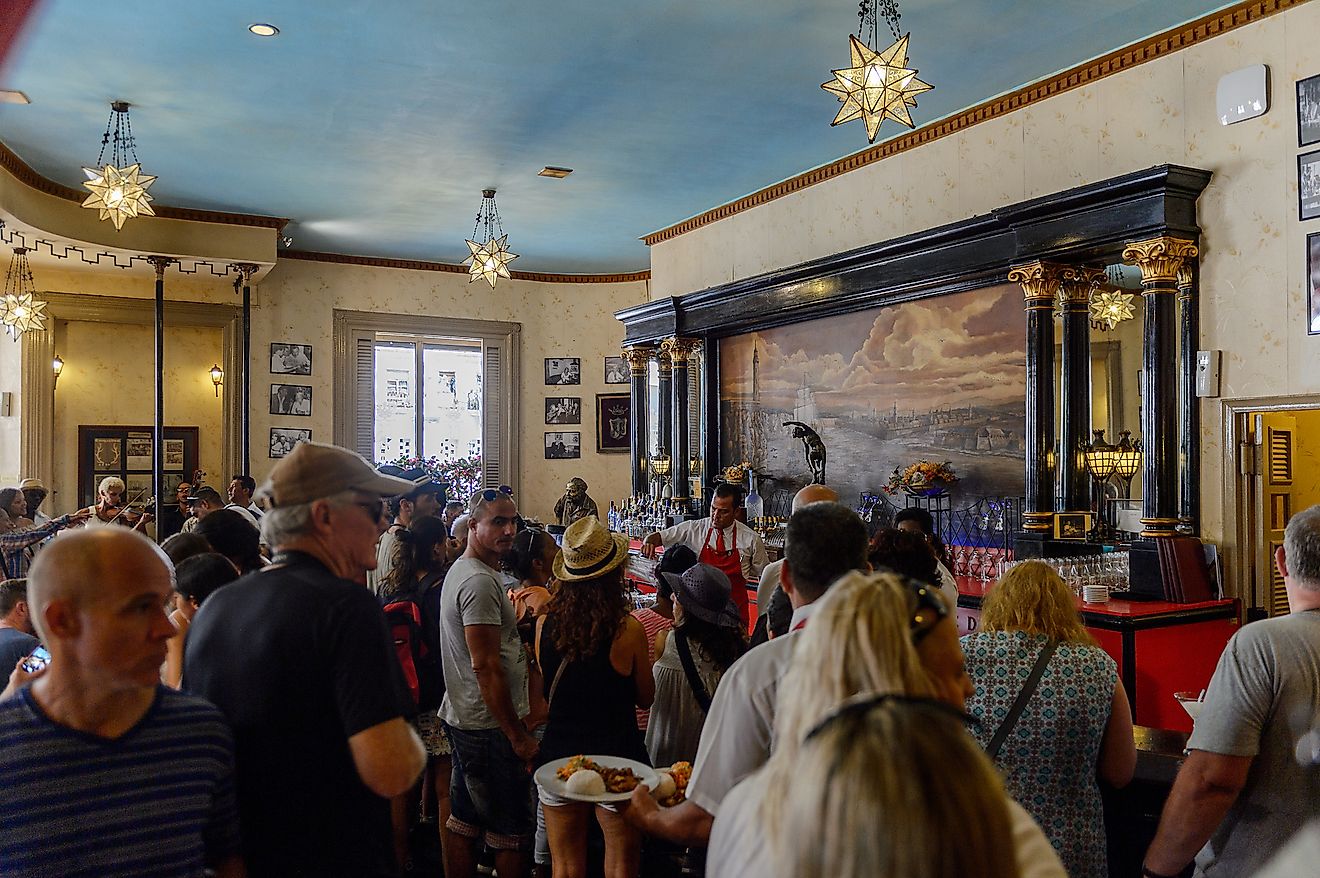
top-left (256, 442), bottom-right (417, 507)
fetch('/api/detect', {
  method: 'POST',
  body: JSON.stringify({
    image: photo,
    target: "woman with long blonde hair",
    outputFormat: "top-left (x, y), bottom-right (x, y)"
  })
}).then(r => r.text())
top-left (964, 560), bottom-right (1136, 878)
top-left (708, 571), bottom-right (1065, 878)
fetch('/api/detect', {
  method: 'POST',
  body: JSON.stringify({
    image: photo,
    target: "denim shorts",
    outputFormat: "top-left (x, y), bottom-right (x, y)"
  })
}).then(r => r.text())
top-left (443, 722), bottom-right (534, 850)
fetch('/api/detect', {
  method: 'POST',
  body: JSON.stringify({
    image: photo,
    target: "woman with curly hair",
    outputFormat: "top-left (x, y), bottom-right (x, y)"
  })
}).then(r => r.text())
top-left (534, 516), bottom-right (654, 878)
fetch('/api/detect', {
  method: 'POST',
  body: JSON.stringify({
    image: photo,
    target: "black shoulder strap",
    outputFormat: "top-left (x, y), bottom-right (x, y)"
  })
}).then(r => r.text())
top-left (985, 639), bottom-right (1058, 760)
top-left (674, 630), bottom-right (713, 714)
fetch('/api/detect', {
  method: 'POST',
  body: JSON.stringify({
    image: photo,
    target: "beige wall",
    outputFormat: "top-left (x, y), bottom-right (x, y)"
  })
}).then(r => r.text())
top-left (251, 258), bottom-right (646, 522)
top-left (0, 335), bottom-right (19, 485)
top-left (648, 2), bottom-right (1320, 586)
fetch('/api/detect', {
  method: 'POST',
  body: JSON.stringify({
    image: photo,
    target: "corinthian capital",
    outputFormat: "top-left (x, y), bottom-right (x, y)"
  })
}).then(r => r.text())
top-left (1122, 237), bottom-right (1199, 285)
top-left (621, 346), bottom-right (656, 373)
top-left (1009, 261), bottom-right (1067, 309)
top-left (1058, 267), bottom-right (1105, 307)
top-left (660, 337), bottom-right (701, 366)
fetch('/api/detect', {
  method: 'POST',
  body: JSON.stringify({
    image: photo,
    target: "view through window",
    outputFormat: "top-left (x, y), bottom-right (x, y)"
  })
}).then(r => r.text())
top-left (374, 336), bottom-right (483, 464)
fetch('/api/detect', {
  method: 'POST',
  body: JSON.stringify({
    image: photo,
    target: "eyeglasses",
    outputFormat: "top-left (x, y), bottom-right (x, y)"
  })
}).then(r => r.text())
top-left (908, 581), bottom-right (947, 644)
top-left (803, 693), bottom-right (979, 744)
top-left (351, 498), bottom-right (385, 523)
top-left (469, 485), bottom-right (515, 512)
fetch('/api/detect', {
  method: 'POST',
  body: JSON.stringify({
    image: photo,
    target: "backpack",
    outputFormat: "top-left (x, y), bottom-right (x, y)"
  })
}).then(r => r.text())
top-left (382, 591), bottom-right (445, 712)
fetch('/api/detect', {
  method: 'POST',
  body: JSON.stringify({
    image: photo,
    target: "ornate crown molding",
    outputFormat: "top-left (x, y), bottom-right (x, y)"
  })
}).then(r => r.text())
top-left (282, 248), bottom-right (650, 285)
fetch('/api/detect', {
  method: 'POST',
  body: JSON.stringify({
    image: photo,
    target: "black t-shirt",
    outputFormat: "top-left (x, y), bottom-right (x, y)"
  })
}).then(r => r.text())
top-left (184, 551), bottom-right (412, 878)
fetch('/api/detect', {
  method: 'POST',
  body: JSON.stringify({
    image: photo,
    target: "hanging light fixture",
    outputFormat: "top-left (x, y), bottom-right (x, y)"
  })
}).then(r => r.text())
top-left (81, 101), bottom-right (157, 230)
top-left (821, 0), bottom-right (933, 143)
top-left (0, 247), bottom-right (48, 341)
top-left (463, 188), bottom-right (518, 288)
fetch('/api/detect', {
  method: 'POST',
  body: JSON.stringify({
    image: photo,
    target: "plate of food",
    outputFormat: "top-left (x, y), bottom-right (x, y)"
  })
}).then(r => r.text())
top-left (650, 761), bottom-right (691, 808)
top-left (534, 755), bottom-right (660, 804)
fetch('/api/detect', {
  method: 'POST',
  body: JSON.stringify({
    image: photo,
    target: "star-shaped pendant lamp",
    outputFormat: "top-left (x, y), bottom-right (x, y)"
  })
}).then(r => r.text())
top-left (0, 248), bottom-right (48, 341)
top-left (822, 0), bottom-right (932, 143)
top-left (1090, 289), bottom-right (1136, 331)
top-left (81, 101), bottom-right (157, 231)
top-left (463, 189), bottom-right (518, 288)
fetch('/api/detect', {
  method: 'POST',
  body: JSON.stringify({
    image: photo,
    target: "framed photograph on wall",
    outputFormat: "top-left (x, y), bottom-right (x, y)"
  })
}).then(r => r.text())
top-left (270, 342), bottom-right (313, 375)
top-left (545, 357), bottom-right (581, 385)
top-left (545, 431), bottom-right (581, 460)
top-left (1309, 232), bottom-right (1320, 335)
top-left (596, 393), bottom-right (631, 454)
top-left (164, 439), bottom-right (185, 470)
top-left (604, 356), bottom-right (629, 384)
top-left (1053, 512), bottom-right (1091, 540)
top-left (270, 427), bottom-right (312, 459)
top-left (1299, 74), bottom-right (1320, 147)
top-left (270, 383), bottom-right (313, 416)
top-left (544, 397), bottom-right (582, 425)
top-left (1300, 150), bottom-right (1320, 221)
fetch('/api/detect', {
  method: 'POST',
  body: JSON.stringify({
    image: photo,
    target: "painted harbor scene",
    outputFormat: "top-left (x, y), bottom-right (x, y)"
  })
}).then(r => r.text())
top-left (718, 284), bottom-right (1026, 509)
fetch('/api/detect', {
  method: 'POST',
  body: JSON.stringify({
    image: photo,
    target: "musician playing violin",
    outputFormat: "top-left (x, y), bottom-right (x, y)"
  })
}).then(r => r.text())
top-left (81, 476), bottom-right (154, 533)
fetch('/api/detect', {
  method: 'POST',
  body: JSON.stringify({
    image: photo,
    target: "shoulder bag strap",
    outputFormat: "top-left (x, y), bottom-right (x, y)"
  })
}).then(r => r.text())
top-left (985, 639), bottom-right (1058, 760)
top-left (673, 630), bottom-right (713, 714)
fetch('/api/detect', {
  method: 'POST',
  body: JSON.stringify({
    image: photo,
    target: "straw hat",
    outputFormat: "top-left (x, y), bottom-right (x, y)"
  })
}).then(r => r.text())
top-left (553, 516), bottom-right (630, 582)
top-left (660, 563), bottom-right (742, 630)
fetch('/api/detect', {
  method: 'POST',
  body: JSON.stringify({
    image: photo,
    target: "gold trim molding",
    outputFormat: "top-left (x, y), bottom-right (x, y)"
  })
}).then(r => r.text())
top-left (282, 249), bottom-right (650, 285)
top-left (641, 0), bottom-right (1300, 248)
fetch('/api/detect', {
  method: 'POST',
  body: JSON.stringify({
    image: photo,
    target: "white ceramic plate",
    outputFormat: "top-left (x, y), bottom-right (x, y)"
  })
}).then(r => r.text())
top-left (534, 755), bottom-right (659, 804)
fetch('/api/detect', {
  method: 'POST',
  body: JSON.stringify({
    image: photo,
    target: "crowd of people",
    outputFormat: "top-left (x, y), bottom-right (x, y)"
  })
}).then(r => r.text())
top-left (1, 443), bottom-right (1319, 877)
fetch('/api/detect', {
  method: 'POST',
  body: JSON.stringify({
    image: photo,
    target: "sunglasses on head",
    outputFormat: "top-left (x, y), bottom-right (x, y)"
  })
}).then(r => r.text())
top-left (908, 581), bottom-right (948, 644)
top-left (469, 485), bottom-right (515, 511)
top-left (804, 693), bottom-right (979, 744)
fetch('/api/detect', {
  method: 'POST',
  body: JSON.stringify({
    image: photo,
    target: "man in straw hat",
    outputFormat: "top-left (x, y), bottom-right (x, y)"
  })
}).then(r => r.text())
top-left (438, 487), bottom-right (538, 878)
top-left (185, 441), bottom-right (426, 878)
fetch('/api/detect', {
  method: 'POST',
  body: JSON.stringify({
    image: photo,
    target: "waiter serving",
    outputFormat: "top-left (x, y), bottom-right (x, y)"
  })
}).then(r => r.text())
top-left (641, 482), bottom-right (767, 628)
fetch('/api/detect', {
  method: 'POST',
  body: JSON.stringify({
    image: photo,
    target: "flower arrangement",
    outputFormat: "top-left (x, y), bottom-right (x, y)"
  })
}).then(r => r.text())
top-left (882, 460), bottom-right (959, 496)
top-left (383, 454), bottom-right (483, 500)
top-left (721, 460), bottom-right (755, 484)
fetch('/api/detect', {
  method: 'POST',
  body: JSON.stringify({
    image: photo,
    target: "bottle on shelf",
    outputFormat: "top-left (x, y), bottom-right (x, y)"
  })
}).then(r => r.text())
top-left (745, 474), bottom-right (764, 527)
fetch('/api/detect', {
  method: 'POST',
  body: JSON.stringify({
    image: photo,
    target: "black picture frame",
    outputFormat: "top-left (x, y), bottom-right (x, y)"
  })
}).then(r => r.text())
top-left (270, 427), bottom-right (312, 459)
top-left (1309, 232), bottom-right (1320, 335)
top-left (604, 356), bottom-right (629, 384)
top-left (1300, 150), bottom-right (1320, 221)
top-left (270, 343), bottom-right (313, 375)
top-left (1053, 512), bottom-right (1091, 540)
top-left (544, 397), bottom-right (582, 425)
top-left (596, 393), bottom-right (631, 454)
top-left (544, 357), bottom-right (581, 385)
top-left (1298, 74), bottom-right (1320, 147)
top-left (270, 383), bottom-right (313, 416)
top-left (544, 431), bottom-right (581, 460)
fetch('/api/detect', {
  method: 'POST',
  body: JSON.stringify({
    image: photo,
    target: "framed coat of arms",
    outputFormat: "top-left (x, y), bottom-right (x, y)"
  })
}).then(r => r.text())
top-left (596, 393), bottom-right (631, 454)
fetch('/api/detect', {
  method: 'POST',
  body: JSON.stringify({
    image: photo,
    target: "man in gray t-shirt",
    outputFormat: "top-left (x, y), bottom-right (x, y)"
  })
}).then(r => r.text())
top-left (438, 554), bottom-right (529, 729)
top-left (1145, 506), bottom-right (1320, 877)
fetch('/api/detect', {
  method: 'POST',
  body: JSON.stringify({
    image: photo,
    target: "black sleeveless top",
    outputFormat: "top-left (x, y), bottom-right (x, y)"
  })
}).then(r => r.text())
top-left (536, 614), bottom-right (650, 768)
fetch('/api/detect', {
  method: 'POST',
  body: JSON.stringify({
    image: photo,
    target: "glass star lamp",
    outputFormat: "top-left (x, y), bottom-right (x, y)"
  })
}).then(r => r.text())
top-left (463, 189), bottom-right (518, 288)
top-left (822, 0), bottom-right (932, 143)
top-left (1090, 289), bottom-right (1136, 330)
top-left (80, 101), bottom-right (157, 231)
top-left (0, 247), bottom-right (48, 341)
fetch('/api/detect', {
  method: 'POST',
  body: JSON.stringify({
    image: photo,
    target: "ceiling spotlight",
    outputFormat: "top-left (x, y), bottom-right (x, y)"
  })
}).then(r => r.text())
top-left (538, 166), bottom-right (573, 179)
top-left (248, 23), bottom-right (280, 36)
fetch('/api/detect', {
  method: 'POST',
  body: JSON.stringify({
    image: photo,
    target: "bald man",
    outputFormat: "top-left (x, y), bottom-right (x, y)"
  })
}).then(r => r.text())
top-left (754, 484), bottom-right (838, 616)
top-left (0, 529), bottom-right (243, 877)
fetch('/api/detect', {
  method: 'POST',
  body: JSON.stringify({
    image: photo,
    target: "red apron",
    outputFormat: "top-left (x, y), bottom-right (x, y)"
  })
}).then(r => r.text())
top-left (699, 525), bottom-right (751, 630)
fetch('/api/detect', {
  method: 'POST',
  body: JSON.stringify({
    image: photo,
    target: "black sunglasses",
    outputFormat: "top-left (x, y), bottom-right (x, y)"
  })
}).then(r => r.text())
top-left (351, 498), bottom-right (385, 523)
top-left (469, 485), bottom-right (515, 511)
top-left (804, 693), bottom-right (979, 744)
top-left (908, 581), bottom-right (948, 644)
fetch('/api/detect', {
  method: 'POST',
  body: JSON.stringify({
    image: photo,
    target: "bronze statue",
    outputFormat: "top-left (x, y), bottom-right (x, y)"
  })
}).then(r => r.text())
top-left (554, 477), bottom-right (599, 527)
top-left (783, 421), bottom-right (827, 484)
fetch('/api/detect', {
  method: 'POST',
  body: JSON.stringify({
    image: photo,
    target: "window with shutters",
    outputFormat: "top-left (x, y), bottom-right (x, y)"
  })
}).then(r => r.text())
top-left (333, 310), bottom-right (520, 494)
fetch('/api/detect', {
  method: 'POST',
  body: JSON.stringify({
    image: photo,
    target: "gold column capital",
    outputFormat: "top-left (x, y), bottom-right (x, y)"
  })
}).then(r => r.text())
top-left (1122, 237), bottom-right (1199, 286)
top-left (660, 337), bottom-right (701, 366)
top-left (621, 345), bottom-right (656, 373)
top-left (145, 255), bottom-right (175, 280)
top-left (1176, 263), bottom-right (1195, 301)
top-left (1058, 267), bottom-right (1105, 308)
top-left (1009, 261), bottom-right (1064, 310)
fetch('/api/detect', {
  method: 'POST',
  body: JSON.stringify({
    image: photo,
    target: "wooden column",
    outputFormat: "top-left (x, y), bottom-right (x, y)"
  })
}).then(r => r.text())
top-left (1177, 263), bottom-right (1199, 534)
top-left (1009, 261), bottom-right (1062, 534)
top-left (622, 346), bottom-right (655, 497)
top-left (1123, 237), bottom-right (1198, 538)
top-left (1058, 268), bottom-right (1102, 514)
top-left (663, 338), bottom-right (700, 504)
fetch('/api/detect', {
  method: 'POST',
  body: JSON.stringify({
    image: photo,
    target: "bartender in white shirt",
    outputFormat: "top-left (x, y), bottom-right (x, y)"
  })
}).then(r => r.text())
top-left (641, 483), bottom-right (768, 628)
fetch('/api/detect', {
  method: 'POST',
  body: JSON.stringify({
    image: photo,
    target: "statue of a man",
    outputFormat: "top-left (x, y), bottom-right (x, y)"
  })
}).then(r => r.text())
top-left (554, 477), bottom-right (599, 527)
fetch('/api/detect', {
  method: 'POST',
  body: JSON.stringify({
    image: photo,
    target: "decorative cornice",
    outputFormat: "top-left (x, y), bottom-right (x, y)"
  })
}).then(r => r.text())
top-left (1123, 236), bottom-right (1200, 285)
top-left (281, 248), bottom-right (650, 285)
top-left (641, 0), bottom-right (1297, 248)
top-left (0, 141), bottom-right (290, 231)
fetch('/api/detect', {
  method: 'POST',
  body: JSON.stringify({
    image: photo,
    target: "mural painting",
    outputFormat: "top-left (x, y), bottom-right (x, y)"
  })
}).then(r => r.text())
top-left (718, 284), bottom-right (1025, 507)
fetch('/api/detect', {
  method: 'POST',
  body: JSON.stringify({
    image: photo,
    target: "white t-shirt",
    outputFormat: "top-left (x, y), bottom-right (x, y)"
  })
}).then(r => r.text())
top-left (657, 518), bottom-right (769, 585)
top-left (756, 559), bottom-right (783, 616)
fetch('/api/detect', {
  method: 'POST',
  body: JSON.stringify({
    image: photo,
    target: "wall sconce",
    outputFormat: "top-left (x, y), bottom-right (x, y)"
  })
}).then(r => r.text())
top-left (209, 364), bottom-right (224, 397)
top-left (52, 354), bottom-right (63, 385)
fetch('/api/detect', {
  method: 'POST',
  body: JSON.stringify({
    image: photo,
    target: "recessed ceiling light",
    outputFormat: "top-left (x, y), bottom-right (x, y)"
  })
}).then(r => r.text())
top-left (0, 90), bottom-right (31, 105)
top-left (248, 23), bottom-right (280, 37)
top-left (538, 166), bottom-right (573, 178)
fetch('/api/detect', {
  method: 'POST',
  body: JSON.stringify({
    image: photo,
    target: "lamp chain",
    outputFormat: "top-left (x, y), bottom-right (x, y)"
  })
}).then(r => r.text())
top-left (470, 192), bottom-right (507, 245)
top-left (94, 104), bottom-right (140, 168)
top-left (858, 0), bottom-right (902, 48)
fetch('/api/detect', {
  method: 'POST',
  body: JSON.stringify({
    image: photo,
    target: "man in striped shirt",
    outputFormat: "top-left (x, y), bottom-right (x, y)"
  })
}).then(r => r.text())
top-left (0, 528), bottom-right (244, 878)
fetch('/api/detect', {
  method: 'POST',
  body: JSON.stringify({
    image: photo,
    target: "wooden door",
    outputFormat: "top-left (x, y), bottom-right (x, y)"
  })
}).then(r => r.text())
top-left (1252, 413), bottom-right (1296, 617)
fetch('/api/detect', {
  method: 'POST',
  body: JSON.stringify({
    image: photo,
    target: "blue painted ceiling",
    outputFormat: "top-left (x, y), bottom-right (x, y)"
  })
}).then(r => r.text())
top-left (0, 1), bottom-right (1235, 273)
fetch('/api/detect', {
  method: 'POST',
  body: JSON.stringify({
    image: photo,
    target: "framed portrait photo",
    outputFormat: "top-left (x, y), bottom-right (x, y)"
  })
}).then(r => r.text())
top-left (544, 397), bottom-right (582, 425)
top-left (1309, 233), bottom-right (1320, 335)
top-left (596, 393), bottom-right (631, 454)
top-left (1300, 150), bottom-right (1320, 221)
top-left (1053, 512), bottom-right (1092, 541)
top-left (544, 431), bottom-right (581, 460)
top-left (270, 383), bottom-right (313, 416)
top-left (545, 357), bottom-right (581, 386)
top-left (270, 342), bottom-right (313, 376)
top-left (270, 427), bottom-right (312, 459)
top-left (1298, 74), bottom-right (1320, 147)
top-left (604, 356), bottom-right (629, 384)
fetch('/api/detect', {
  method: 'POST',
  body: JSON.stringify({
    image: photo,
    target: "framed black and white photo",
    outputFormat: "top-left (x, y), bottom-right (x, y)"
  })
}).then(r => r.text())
top-left (270, 383), bottom-right (313, 416)
top-left (270, 342), bottom-right (313, 376)
top-left (544, 431), bottom-right (581, 460)
top-left (164, 439), bottom-right (185, 471)
top-left (270, 427), bottom-right (312, 459)
top-left (1299, 74), bottom-right (1320, 147)
top-left (544, 397), bottom-right (582, 425)
top-left (544, 357), bottom-right (581, 385)
top-left (1300, 150), bottom-right (1320, 221)
top-left (1309, 232), bottom-right (1320, 335)
top-left (604, 356), bottom-right (629, 384)
top-left (1053, 512), bottom-right (1091, 541)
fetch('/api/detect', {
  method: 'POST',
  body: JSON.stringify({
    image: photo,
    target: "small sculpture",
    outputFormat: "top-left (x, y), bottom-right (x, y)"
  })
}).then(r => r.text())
top-left (555, 477), bottom-right (599, 527)
top-left (782, 421), bottom-right (827, 484)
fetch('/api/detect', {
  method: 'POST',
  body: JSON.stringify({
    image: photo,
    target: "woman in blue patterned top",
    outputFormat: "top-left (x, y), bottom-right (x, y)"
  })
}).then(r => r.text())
top-left (962, 560), bottom-right (1136, 878)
